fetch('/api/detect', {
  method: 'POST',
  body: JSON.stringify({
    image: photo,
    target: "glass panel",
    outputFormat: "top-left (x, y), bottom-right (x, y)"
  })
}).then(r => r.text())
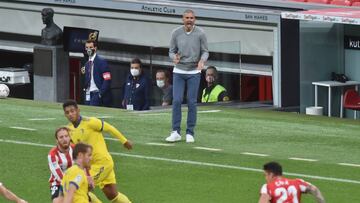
top-left (206, 41), bottom-right (241, 103)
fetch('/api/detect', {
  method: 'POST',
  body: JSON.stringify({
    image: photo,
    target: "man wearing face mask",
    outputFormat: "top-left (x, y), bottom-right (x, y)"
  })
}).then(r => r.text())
top-left (156, 69), bottom-right (173, 106)
top-left (122, 58), bottom-right (150, 111)
top-left (83, 40), bottom-right (112, 107)
top-left (202, 66), bottom-right (229, 103)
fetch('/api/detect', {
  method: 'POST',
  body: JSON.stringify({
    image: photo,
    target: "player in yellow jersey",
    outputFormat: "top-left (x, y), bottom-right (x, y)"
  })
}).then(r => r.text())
top-left (62, 143), bottom-right (93, 203)
top-left (63, 100), bottom-right (133, 203)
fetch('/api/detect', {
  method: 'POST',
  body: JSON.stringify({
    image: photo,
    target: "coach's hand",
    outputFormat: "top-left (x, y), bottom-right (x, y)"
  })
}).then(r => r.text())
top-left (173, 53), bottom-right (180, 64)
top-left (123, 140), bottom-right (133, 150)
top-left (197, 59), bottom-right (205, 70)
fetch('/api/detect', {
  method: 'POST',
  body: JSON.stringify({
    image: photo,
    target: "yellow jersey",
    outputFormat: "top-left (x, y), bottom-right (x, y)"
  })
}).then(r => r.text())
top-left (61, 164), bottom-right (89, 203)
top-left (67, 117), bottom-right (128, 166)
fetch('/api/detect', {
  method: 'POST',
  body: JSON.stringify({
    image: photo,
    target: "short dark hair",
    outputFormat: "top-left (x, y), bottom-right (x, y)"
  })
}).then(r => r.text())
top-left (183, 9), bottom-right (195, 16)
top-left (55, 127), bottom-right (70, 139)
top-left (63, 100), bottom-right (78, 110)
top-left (73, 143), bottom-right (92, 160)
top-left (131, 58), bottom-right (142, 67)
top-left (263, 162), bottom-right (283, 176)
top-left (156, 69), bottom-right (170, 79)
top-left (85, 40), bottom-right (98, 48)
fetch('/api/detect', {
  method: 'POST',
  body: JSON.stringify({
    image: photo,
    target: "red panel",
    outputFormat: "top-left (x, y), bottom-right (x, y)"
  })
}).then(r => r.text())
top-left (258, 76), bottom-right (266, 101)
top-left (241, 75), bottom-right (258, 102)
top-left (258, 76), bottom-right (273, 101)
top-left (69, 58), bottom-right (81, 102)
top-left (265, 77), bottom-right (273, 100)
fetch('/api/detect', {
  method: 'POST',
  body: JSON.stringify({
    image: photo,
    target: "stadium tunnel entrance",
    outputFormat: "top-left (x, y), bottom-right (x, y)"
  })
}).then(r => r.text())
top-left (282, 8), bottom-right (360, 117)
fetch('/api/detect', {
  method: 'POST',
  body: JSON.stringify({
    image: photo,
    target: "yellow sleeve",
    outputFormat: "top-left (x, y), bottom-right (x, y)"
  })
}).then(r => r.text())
top-left (103, 121), bottom-right (128, 144)
top-left (88, 117), bottom-right (103, 131)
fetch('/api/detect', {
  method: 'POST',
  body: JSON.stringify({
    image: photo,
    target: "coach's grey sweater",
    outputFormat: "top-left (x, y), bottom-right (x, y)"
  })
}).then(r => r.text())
top-left (169, 26), bottom-right (209, 71)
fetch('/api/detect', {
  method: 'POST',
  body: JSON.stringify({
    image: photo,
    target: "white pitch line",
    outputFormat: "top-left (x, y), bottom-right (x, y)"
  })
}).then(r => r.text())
top-left (0, 139), bottom-right (53, 148)
top-left (0, 138), bottom-right (360, 185)
top-left (198, 110), bottom-right (221, 113)
top-left (338, 163), bottom-right (360, 167)
top-left (146, 142), bottom-right (175, 147)
top-left (9, 126), bottom-right (37, 131)
top-left (289, 157), bottom-right (318, 162)
top-left (97, 116), bottom-right (113, 119)
top-left (194, 146), bottom-right (223, 152)
top-left (28, 118), bottom-right (56, 121)
top-left (138, 113), bottom-right (166, 116)
top-left (242, 152), bottom-right (269, 157)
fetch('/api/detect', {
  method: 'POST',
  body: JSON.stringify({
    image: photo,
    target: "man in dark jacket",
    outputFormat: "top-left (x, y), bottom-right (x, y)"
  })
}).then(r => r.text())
top-left (122, 58), bottom-right (150, 111)
top-left (83, 40), bottom-right (112, 107)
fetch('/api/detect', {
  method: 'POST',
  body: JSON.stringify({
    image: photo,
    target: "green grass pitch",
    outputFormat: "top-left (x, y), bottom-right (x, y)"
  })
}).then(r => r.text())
top-left (0, 98), bottom-right (359, 202)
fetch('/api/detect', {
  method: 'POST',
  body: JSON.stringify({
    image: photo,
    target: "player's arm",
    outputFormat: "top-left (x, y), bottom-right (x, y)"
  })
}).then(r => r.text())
top-left (0, 184), bottom-right (27, 203)
top-left (91, 118), bottom-right (132, 150)
top-left (258, 194), bottom-right (270, 203)
top-left (48, 154), bottom-right (64, 180)
top-left (62, 183), bottom-right (77, 203)
top-left (103, 121), bottom-right (132, 150)
top-left (258, 184), bottom-right (270, 203)
top-left (84, 168), bottom-right (95, 190)
top-left (305, 184), bottom-right (326, 203)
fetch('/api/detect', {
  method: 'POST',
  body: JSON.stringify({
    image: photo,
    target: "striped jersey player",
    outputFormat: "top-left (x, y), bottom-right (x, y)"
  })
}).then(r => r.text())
top-left (48, 127), bottom-right (74, 203)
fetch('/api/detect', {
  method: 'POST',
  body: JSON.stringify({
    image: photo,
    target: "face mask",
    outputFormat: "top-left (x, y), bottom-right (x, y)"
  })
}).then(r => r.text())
top-left (130, 69), bottom-right (140, 77)
top-left (157, 80), bottom-right (165, 88)
top-left (206, 76), bottom-right (215, 83)
top-left (86, 48), bottom-right (95, 57)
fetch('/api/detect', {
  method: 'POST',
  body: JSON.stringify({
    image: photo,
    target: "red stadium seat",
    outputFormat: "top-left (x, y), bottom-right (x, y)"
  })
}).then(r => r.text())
top-left (352, 2), bottom-right (360, 6)
top-left (307, 0), bottom-right (331, 3)
top-left (343, 89), bottom-right (360, 119)
top-left (331, 0), bottom-right (352, 6)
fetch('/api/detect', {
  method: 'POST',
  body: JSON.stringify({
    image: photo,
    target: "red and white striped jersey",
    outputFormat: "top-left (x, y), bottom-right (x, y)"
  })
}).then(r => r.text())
top-left (48, 145), bottom-right (74, 186)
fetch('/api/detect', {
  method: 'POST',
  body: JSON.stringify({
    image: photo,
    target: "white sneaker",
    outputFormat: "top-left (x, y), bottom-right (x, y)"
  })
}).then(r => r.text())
top-left (165, 131), bottom-right (181, 142)
top-left (186, 134), bottom-right (195, 143)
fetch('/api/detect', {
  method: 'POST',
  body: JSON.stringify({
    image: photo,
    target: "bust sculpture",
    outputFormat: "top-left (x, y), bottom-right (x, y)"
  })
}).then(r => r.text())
top-left (41, 8), bottom-right (63, 46)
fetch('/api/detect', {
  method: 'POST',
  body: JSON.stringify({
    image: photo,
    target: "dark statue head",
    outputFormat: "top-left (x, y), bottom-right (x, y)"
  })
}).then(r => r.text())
top-left (40, 8), bottom-right (63, 46)
top-left (41, 8), bottom-right (54, 25)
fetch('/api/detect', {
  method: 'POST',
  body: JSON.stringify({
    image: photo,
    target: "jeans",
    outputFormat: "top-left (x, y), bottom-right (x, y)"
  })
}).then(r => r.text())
top-left (172, 73), bottom-right (201, 136)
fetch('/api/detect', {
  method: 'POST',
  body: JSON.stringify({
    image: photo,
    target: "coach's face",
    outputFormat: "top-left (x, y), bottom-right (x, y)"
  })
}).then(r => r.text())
top-left (182, 12), bottom-right (195, 31)
top-left (64, 106), bottom-right (80, 123)
top-left (56, 129), bottom-right (71, 149)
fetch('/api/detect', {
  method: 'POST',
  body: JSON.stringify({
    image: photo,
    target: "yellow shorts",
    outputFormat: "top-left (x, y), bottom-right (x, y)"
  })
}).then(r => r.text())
top-left (89, 163), bottom-right (116, 189)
